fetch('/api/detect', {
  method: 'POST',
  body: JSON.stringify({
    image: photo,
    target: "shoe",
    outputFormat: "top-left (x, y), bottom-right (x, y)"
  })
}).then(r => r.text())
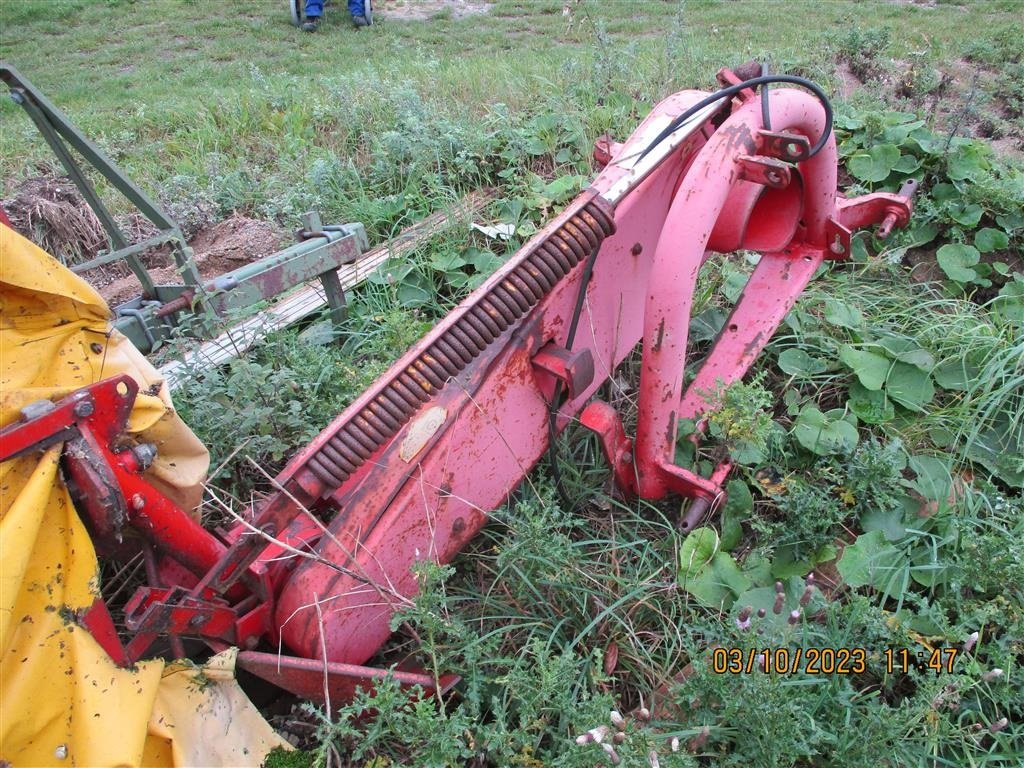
top-left (302, 16), bottom-right (320, 31)
top-left (352, 14), bottom-right (368, 27)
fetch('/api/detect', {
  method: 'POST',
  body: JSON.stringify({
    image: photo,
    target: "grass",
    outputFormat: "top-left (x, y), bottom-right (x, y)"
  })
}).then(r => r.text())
top-left (3, 1), bottom-right (1023, 767)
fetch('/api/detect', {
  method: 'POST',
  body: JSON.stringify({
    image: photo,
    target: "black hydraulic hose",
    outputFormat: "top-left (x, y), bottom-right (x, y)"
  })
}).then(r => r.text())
top-left (638, 73), bottom-right (834, 162)
top-left (760, 61), bottom-right (773, 131)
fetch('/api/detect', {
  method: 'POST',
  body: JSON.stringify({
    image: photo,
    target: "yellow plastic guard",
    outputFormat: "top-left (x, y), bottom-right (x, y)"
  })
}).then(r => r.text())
top-left (1, 225), bottom-right (289, 766)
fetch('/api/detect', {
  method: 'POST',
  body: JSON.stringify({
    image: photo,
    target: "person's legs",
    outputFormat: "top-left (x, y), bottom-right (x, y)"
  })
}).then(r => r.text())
top-left (348, 0), bottom-right (367, 23)
top-left (303, 0), bottom-right (323, 30)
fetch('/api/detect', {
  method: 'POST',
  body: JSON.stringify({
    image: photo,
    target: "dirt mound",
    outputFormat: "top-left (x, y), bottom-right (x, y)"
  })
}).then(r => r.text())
top-left (188, 214), bottom-right (281, 271)
top-left (2, 176), bottom-right (106, 265)
top-left (99, 214), bottom-right (285, 307)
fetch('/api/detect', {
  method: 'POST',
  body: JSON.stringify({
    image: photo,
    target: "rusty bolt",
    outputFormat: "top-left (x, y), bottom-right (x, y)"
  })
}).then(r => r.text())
top-left (131, 494), bottom-right (145, 511)
top-left (72, 399), bottom-right (94, 418)
top-left (130, 443), bottom-right (158, 471)
top-left (631, 242), bottom-right (643, 256)
top-left (188, 615), bottom-right (206, 628)
top-left (90, 342), bottom-right (104, 354)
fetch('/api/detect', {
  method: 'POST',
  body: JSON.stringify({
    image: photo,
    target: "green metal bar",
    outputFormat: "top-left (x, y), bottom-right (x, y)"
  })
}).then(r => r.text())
top-left (71, 232), bottom-right (180, 273)
top-left (1, 64), bottom-right (179, 233)
top-left (319, 269), bottom-right (348, 333)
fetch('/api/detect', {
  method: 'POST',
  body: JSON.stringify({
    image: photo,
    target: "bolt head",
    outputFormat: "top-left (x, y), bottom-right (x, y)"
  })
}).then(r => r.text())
top-left (131, 443), bottom-right (158, 471)
top-left (73, 399), bottom-right (94, 418)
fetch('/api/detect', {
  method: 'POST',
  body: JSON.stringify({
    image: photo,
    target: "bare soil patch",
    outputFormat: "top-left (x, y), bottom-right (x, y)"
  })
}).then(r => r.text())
top-left (100, 214), bottom-right (286, 306)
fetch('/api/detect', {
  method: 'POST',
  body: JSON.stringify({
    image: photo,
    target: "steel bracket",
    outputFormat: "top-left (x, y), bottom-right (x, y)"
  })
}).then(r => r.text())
top-left (532, 343), bottom-right (595, 401)
top-left (736, 154), bottom-right (792, 188)
top-left (756, 130), bottom-right (811, 162)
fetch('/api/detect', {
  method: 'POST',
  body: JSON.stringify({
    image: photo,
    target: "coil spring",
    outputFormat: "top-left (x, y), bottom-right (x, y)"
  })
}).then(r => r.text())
top-left (306, 198), bottom-right (615, 489)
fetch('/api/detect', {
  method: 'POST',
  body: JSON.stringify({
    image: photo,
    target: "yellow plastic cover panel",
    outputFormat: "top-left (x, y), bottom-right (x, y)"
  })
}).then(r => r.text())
top-left (1, 225), bottom-right (289, 766)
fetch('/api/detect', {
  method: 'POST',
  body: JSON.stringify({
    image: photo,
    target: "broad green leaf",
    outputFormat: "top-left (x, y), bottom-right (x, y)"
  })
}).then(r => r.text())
top-left (542, 174), bottom-right (585, 203)
top-left (823, 299), bottom-right (863, 329)
top-left (931, 183), bottom-right (959, 203)
top-left (932, 358), bottom-right (981, 391)
top-left (860, 506), bottom-right (906, 542)
top-left (731, 577), bottom-right (817, 630)
top-left (711, 552), bottom-right (750, 596)
top-left (875, 336), bottom-right (934, 371)
top-left (993, 280), bottom-right (1024, 327)
top-left (741, 552), bottom-right (773, 586)
top-left (847, 380), bottom-right (895, 424)
top-left (909, 543), bottom-right (951, 588)
top-left (851, 234), bottom-right (871, 262)
top-left (882, 119), bottom-right (925, 144)
top-left (681, 552), bottom-right (749, 608)
top-left (839, 345), bottom-right (890, 390)
top-left (936, 243), bottom-right (980, 283)
top-left (907, 128), bottom-right (944, 154)
top-left (722, 268), bottom-right (748, 304)
top-left (965, 413), bottom-right (1024, 488)
top-left (884, 362), bottom-right (935, 411)
top-left (793, 405), bottom-right (860, 455)
top-left (927, 426), bottom-right (956, 448)
top-left (397, 274), bottom-right (432, 307)
top-left (906, 222), bottom-right (940, 246)
top-left (996, 210), bottom-right (1024, 232)
top-left (430, 250), bottom-right (469, 272)
top-left (847, 144), bottom-right (901, 183)
top-left (834, 113), bottom-right (865, 131)
top-left (678, 527), bottom-right (719, 580)
top-left (974, 227), bottom-right (1010, 253)
top-left (946, 143), bottom-right (990, 182)
top-left (719, 479), bottom-right (752, 551)
top-left (837, 530), bottom-right (905, 594)
top-left (909, 455), bottom-right (952, 503)
top-left (690, 307), bottom-right (727, 342)
top-left (770, 545), bottom-right (815, 578)
top-left (467, 247), bottom-right (502, 273)
top-left (890, 154), bottom-right (921, 174)
top-left (778, 348), bottom-right (827, 377)
top-left (947, 203), bottom-right (984, 228)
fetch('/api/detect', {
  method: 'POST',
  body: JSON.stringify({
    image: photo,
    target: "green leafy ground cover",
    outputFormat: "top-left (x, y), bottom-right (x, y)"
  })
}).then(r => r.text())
top-left (2, 1), bottom-right (1023, 766)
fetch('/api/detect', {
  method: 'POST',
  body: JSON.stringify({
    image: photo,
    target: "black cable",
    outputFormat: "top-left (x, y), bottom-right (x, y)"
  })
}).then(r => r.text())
top-left (760, 61), bottom-right (772, 131)
top-left (637, 73), bottom-right (833, 163)
top-left (546, 240), bottom-right (603, 513)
